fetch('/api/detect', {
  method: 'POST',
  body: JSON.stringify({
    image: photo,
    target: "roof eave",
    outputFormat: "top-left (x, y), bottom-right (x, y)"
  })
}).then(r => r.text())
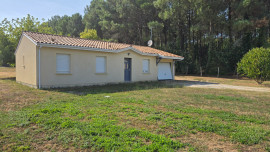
top-left (158, 55), bottom-right (184, 60)
top-left (38, 43), bottom-right (160, 57)
top-left (14, 33), bottom-right (38, 55)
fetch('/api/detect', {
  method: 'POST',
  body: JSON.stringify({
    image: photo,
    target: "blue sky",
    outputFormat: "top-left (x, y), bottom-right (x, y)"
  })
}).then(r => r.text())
top-left (0, 0), bottom-right (91, 21)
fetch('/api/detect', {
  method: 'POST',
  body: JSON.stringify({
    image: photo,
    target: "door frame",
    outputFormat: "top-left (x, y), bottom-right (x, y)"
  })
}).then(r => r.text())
top-left (124, 58), bottom-right (132, 82)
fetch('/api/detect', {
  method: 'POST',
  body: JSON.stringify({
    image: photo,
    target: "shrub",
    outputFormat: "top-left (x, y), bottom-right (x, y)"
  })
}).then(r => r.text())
top-left (237, 47), bottom-right (270, 84)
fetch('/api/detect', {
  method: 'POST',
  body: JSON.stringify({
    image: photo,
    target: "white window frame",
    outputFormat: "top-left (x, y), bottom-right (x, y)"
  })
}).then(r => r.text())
top-left (142, 59), bottom-right (150, 73)
top-left (96, 56), bottom-right (106, 74)
top-left (56, 54), bottom-right (71, 74)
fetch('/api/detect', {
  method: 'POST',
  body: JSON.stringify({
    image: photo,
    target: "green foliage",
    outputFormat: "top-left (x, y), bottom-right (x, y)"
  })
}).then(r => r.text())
top-left (48, 15), bottom-right (70, 35)
top-left (67, 13), bottom-right (84, 37)
top-left (15, 145), bottom-right (30, 152)
top-left (82, 0), bottom-right (270, 75)
top-left (37, 22), bottom-right (54, 34)
top-left (148, 21), bottom-right (164, 30)
top-left (0, 14), bottom-right (58, 65)
top-left (237, 47), bottom-right (270, 84)
top-left (80, 29), bottom-right (99, 40)
top-left (1, 0), bottom-right (270, 74)
top-left (0, 29), bottom-right (15, 66)
top-left (48, 13), bottom-right (85, 37)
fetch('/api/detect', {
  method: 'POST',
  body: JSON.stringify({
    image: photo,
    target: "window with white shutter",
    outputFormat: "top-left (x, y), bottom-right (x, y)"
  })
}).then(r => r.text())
top-left (56, 54), bottom-right (70, 74)
top-left (143, 59), bottom-right (150, 73)
top-left (96, 56), bottom-right (106, 73)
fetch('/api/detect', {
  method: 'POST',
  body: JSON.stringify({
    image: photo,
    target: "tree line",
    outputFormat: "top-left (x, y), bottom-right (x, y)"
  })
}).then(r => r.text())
top-left (1, 0), bottom-right (270, 75)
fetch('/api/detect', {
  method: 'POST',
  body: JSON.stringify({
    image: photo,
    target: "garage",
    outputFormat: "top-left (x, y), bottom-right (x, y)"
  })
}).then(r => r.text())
top-left (158, 62), bottom-right (173, 80)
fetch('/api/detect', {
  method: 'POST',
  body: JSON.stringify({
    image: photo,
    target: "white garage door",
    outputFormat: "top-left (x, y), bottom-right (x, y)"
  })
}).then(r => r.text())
top-left (158, 62), bottom-right (172, 80)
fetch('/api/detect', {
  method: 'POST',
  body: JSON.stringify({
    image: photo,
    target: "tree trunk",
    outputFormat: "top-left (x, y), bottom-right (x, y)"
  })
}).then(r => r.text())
top-left (228, 0), bottom-right (233, 46)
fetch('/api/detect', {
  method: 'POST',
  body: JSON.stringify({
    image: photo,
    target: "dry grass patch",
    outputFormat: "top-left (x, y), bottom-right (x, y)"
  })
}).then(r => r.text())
top-left (179, 132), bottom-right (239, 152)
top-left (0, 79), bottom-right (70, 111)
top-left (0, 67), bottom-right (15, 79)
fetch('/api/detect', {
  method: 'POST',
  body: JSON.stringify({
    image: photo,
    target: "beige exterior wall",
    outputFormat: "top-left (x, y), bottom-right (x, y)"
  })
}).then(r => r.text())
top-left (15, 36), bottom-right (37, 88)
top-left (16, 36), bottom-right (175, 88)
top-left (39, 47), bottom-right (174, 88)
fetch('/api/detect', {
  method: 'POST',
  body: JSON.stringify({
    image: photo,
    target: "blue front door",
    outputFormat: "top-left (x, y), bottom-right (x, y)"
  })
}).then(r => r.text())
top-left (124, 58), bottom-right (131, 82)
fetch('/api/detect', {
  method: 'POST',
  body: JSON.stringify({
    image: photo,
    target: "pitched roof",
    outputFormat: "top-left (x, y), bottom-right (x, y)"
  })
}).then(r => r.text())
top-left (23, 31), bottom-right (184, 59)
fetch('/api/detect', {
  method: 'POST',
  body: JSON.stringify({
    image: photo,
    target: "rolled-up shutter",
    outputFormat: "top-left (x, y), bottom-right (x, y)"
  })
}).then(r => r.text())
top-left (96, 57), bottom-right (106, 73)
top-left (143, 59), bottom-right (149, 73)
top-left (56, 54), bottom-right (70, 73)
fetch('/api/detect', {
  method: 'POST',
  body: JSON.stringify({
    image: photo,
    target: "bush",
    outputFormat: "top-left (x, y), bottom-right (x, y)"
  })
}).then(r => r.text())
top-left (237, 47), bottom-right (270, 84)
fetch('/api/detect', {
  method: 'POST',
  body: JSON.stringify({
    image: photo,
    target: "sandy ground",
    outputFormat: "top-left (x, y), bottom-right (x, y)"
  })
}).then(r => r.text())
top-left (173, 79), bottom-right (270, 93)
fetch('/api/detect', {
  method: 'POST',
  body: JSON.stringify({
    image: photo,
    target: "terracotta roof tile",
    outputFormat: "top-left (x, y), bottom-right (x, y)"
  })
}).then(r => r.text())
top-left (23, 32), bottom-right (183, 59)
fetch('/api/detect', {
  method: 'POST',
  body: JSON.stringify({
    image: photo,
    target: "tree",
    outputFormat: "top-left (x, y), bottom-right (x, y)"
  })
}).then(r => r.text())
top-left (80, 29), bottom-right (99, 40)
top-left (0, 29), bottom-right (14, 66)
top-left (38, 22), bottom-right (55, 34)
top-left (83, 0), bottom-right (105, 38)
top-left (237, 47), bottom-right (270, 84)
top-left (67, 13), bottom-right (84, 37)
top-left (1, 14), bottom-right (40, 43)
top-left (0, 14), bottom-right (55, 65)
top-left (83, 0), bottom-right (159, 44)
top-left (147, 21), bottom-right (164, 47)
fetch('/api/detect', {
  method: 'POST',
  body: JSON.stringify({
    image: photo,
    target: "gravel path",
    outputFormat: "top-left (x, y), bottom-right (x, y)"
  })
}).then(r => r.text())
top-left (175, 80), bottom-right (270, 92)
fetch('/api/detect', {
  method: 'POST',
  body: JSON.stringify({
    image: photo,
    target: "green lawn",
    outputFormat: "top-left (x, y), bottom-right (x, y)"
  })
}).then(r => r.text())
top-left (0, 68), bottom-right (270, 151)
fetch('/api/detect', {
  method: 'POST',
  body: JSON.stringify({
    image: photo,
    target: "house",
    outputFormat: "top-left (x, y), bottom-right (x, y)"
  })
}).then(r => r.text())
top-left (15, 32), bottom-right (184, 88)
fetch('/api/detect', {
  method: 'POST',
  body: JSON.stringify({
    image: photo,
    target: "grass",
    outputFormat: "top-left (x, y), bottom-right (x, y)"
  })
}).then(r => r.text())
top-left (0, 67), bottom-right (270, 151)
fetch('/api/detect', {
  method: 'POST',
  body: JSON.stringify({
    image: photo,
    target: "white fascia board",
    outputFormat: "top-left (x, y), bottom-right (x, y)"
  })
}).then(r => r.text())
top-left (14, 33), bottom-right (38, 55)
top-left (158, 55), bottom-right (184, 60)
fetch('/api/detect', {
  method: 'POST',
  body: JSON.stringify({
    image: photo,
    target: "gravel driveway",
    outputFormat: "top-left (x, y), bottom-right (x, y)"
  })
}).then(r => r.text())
top-left (171, 80), bottom-right (270, 93)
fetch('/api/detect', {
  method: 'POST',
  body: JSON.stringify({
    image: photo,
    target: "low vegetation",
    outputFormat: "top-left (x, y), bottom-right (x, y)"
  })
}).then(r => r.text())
top-left (0, 67), bottom-right (270, 151)
top-left (237, 47), bottom-right (270, 84)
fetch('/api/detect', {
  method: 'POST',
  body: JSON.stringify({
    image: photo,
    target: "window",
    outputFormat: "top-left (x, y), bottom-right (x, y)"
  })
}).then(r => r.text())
top-left (56, 54), bottom-right (70, 74)
top-left (143, 59), bottom-right (150, 73)
top-left (96, 56), bottom-right (106, 73)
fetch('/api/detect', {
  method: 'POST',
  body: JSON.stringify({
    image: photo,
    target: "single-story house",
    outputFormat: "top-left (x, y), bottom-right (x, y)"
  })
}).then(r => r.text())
top-left (15, 32), bottom-right (184, 88)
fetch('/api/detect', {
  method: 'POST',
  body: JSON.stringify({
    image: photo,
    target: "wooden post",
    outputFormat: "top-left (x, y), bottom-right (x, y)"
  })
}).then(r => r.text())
top-left (186, 66), bottom-right (188, 75)
top-left (200, 66), bottom-right (202, 77)
top-left (217, 67), bottom-right (219, 78)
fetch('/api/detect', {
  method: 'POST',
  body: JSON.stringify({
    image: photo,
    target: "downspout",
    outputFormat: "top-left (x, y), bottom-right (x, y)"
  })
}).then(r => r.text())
top-left (38, 46), bottom-right (42, 89)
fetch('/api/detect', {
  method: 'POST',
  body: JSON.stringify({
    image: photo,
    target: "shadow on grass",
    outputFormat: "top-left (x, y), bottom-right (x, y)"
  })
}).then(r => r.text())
top-left (48, 80), bottom-right (220, 95)
top-left (173, 80), bottom-right (219, 86)
top-left (50, 81), bottom-right (184, 95)
top-left (0, 77), bottom-right (16, 81)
